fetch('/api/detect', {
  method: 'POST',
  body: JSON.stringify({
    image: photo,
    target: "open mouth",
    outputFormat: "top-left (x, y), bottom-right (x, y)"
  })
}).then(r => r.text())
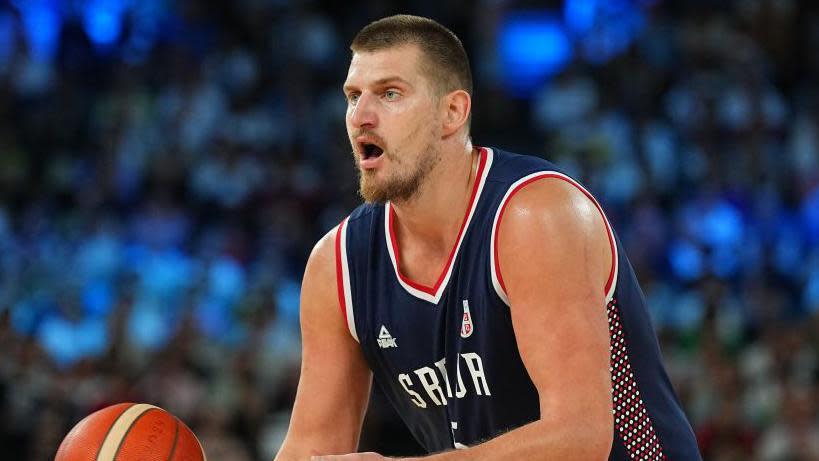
top-left (359, 142), bottom-right (384, 160)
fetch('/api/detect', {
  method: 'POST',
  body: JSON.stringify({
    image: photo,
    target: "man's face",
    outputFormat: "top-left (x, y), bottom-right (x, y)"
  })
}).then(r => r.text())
top-left (343, 44), bottom-right (442, 203)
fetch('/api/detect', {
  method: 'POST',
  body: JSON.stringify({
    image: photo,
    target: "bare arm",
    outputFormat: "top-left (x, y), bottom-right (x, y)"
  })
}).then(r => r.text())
top-left (315, 178), bottom-right (614, 461)
top-left (275, 227), bottom-right (373, 461)
top-left (425, 178), bottom-right (614, 460)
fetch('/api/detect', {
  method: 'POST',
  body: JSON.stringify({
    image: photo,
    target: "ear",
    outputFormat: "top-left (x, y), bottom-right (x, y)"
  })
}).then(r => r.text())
top-left (441, 89), bottom-right (471, 137)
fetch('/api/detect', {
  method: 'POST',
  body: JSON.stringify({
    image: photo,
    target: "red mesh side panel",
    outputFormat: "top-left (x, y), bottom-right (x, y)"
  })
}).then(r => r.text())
top-left (608, 298), bottom-right (667, 460)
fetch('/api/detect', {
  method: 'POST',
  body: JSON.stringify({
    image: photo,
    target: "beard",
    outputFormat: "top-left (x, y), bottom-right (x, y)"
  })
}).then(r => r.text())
top-left (356, 139), bottom-right (440, 204)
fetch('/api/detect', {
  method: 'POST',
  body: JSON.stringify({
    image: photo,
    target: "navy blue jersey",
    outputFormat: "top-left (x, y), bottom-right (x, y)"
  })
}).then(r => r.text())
top-left (334, 147), bottom-right (701, 460)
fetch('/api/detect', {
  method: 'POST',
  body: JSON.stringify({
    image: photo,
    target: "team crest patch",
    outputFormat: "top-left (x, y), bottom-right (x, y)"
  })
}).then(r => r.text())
top-left (461, 300), bottom-right (474, 338)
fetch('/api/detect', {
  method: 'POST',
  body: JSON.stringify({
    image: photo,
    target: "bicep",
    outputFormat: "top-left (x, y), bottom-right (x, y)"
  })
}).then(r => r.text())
top-left (276, 228), bottom-right (372, 460)
top-left (497, 179), bottom-right (613, 440)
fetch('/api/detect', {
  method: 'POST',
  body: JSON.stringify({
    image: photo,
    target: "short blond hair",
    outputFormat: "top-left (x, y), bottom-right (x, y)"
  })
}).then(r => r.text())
top-left (350, 15), bottom-right (473, 99)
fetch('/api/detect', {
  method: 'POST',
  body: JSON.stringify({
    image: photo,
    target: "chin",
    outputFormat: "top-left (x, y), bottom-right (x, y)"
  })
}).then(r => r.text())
top-left (358, 177), bottom-right (385, 203)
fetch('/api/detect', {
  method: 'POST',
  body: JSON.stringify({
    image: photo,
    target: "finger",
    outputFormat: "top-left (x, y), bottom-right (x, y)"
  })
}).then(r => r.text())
top-left (312, 453), bottom-right (380, 460)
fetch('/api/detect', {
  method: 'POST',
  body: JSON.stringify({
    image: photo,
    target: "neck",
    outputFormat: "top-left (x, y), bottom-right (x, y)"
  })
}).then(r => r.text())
top-left (390, 140), bottom-right (479, 252)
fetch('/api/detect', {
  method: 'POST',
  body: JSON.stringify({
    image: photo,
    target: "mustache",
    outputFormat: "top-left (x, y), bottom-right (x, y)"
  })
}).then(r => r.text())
top-left (351, 130), bottom-right (387, 148)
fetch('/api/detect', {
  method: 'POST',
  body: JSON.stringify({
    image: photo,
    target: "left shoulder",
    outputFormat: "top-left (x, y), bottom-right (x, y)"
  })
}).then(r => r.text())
top-left (495, 176), bottom-right (613, 301)
top-left (500, 176), bottom-right (607, 240)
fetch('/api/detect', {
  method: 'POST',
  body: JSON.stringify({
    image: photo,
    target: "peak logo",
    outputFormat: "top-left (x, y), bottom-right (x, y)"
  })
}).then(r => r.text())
top-left (377, 325), bottom-right (398, 349)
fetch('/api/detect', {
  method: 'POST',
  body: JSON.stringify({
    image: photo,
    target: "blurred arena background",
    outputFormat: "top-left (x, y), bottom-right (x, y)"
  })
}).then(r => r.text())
top-left (1, 0), bottom-right (818, 460)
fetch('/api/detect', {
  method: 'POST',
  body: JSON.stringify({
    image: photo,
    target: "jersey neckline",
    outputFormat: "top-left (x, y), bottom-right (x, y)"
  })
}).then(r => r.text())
top-left (384, 147), bottom-right (493, 304)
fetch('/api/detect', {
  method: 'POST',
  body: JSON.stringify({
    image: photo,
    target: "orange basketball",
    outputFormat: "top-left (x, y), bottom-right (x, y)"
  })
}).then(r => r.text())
top-left (55, 403), bottom-right (206, 461)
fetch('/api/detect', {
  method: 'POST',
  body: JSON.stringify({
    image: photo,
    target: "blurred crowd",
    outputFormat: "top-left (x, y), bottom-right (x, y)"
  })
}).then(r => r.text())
top-left (0, 1), bottom-right (818, 460)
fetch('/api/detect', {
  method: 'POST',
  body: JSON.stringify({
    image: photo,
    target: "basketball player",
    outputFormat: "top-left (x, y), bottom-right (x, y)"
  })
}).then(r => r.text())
top-left (275, 15), bottom-right (701, 461)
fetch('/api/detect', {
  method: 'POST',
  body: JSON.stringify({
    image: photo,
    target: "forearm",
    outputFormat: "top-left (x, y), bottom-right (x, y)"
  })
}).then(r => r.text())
top-left (276, 432), bottom-right (361, 461)
top-left (402, 418), bottom-right (611, 461)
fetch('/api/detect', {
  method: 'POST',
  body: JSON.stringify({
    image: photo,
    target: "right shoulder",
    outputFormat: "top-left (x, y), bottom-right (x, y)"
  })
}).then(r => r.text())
top-left (300, 224), bottom-right (346, 335)
top-left (303, 210), bottom-right (363, 295)
top-left (316, 203), bottom-right (382, 259)
top-left (306, 203), bottom-right (380, 284)
top-left (304, 221), bottom-right (346, 281)
top-left (309, 225), bottom-right (341, 265)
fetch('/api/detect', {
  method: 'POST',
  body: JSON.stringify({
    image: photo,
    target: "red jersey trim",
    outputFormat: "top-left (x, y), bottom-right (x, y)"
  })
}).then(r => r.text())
top-left (335, 218), bottom-right (348, 324)
top-left (492, 172), bottom-right (617, 303)
top-left (334, 218), bottom-right (359, 342)
top-left (385, 147), bottom-right (491, 303)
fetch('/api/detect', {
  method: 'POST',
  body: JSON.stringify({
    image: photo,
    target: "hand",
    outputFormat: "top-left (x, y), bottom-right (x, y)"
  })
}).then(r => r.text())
top-left (311, 453), bottom-right (392, 461)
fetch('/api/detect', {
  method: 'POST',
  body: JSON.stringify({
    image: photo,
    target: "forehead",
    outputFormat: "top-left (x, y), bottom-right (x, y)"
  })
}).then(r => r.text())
top-left (345, 44), bottom-right (425, 87)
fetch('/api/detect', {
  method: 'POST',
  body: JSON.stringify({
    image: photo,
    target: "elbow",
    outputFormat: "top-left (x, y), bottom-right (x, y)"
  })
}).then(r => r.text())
top-left (587, 431), bottom-right (613, 461)
top-left (550, 412), bottom-right (613, 460)
top-left (532, 417), bottom-right (613, 461)
top-left (579, 417), bottom-right (614, 460)
top-left (549, 423), bottom-right (609, 461)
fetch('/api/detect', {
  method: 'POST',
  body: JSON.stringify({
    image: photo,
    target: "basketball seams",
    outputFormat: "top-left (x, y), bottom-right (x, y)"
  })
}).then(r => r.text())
top-left (111, 408), bottom-right (157, 461)
top-left (166, 418), bottom-right (180, 461)
top-left (59, 403), bottom-right (204, 461)
top-left (93, 403), bottom-right (135, 461)
top-left (94, 404), bottom-right (160, 461)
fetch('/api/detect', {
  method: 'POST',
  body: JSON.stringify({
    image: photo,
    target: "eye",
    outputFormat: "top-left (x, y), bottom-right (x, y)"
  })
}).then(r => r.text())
top-left (384, 89), bottom-right (400, 101)
top-left (347, 93), bottom-right (360, 105)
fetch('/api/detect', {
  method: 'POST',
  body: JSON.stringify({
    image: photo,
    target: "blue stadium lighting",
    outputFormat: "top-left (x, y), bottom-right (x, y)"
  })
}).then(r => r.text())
top-left (564, 0), bottom-right (598, 35)
top-left (498, 13), bottom-right (572, 97)
top-left (669, 239), bottom-right (704, 281)
top-left (12, 0), bottom-right (61, 61)
top-left (578, 0), bottom-right (646, 64)
top-left (81, 0), bottom-right (128, 47)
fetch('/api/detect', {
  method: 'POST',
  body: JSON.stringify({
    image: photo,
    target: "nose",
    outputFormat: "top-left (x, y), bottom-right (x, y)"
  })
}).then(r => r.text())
top-left (348, 92), bottom-right (377, 129)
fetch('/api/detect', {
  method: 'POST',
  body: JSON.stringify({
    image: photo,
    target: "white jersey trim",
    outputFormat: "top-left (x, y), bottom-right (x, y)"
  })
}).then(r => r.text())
top-left (337, 220), bottom-right (359, 342)
top-left (384, 148), bottom-right (494, 304)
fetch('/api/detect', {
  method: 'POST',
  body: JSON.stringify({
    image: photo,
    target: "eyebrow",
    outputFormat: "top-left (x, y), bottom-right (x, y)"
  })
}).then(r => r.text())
top-left (343, 76), bottom-right (413, 93)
